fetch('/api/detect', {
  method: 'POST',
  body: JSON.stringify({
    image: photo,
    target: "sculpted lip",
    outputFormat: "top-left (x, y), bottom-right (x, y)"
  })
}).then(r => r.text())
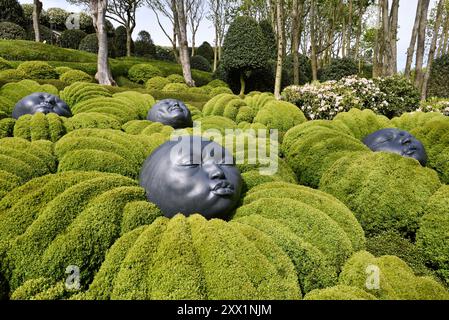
top-left (211, 181), bottom-right (235, 196)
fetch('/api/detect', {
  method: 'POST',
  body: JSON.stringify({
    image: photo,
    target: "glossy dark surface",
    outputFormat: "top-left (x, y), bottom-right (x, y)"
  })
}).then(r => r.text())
top-left (363, 128), bottom-right (428, 166)
top-left (139, 136), bottom-right (242, 220)
top-left (147, 99), bottom-right (193, 129)
top-left (12, 92), bottom-right (72, 119)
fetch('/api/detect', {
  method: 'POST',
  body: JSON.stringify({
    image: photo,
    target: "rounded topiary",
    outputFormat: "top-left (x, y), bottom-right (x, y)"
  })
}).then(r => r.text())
top-left (0, 22), bottom-right (25, 40)
top-left (391, 111), bottom-right (446, 133)
top-left (0, 57), bottom-right (13, 72)
top-left (78, 214), bottom-right (301, 300)
top-left (122, 120), bottom-right (174, 138)
top-left (0, 69), bottom-right (25, 85)
top-left (188, 87), bottom-right (208, 95)
top-left (197, 115), bottom-right (237, 135)
top-left (283, 121), bottom-right (370, 188)
top-left (0, 171), bottom-right (160, 294)
top-left (209, 86), bottom-right (233, 97)
top-left (319, 58), bottom-right (358, 82)
top-left (191, 55), bottom-right (211, 72)
top-left (207, 79), bottom-right (228, 88)
top-left (59, 29), bottom-right (87, 49)
top-left (202, 93), bottom-right (245, 122)
top-left (166, 74), bottom-right (185, 83)
top-left (128, 64), bottom-right (163, 84)
top-left (333, 108), bottom-right (391, 140)
top-left (320, 152), bottom-right (442, 237)
top-left (13, 112), bottom-right (66, 142)
top-left (162, 83), bottom-right (189, 93)
top-left (113, 91), bottom-right (155, 119)
top-left (416, 185), bottom-right (449, 286)
top-left (196, 41), bottom-right (214, 63)
top-left (60, 70), bottom-right (94, 84)
top-left (0, 118), bottom-right (15, 139)
top-left (17, 61), bottom-right (57, 80)
top-left (78, 33), bottom-right (98, 53)
top-left (146, 76), bottom-right (170, 90)
top-left (64, 112), bottom-right (121, 132)
top-left (304, 285), bottom-right (377, 300)
top-left (54, 129), bottom-right (160, 179)
top-left (59, 82), bottom-right (112, 108)
top-left (55, 66), bottom-right (73, 77)
top-left (338, 251), bottom-right (449, 300)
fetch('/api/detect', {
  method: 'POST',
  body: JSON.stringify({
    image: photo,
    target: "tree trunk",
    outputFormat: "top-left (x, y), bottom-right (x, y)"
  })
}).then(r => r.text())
top-left (405, 0), bottom-right (422, 78)
top-left (274, 0), bottom-right (284, 99)
top-left (126, 26), bottom-right (132, 57)
top-left (422, 0), bottom-right (444, 100)
top-left (373, 0), bottom-right (383, 77)
top-left (191, 34), bottom-right (196, 57)
top-left (346, 0), bottom-right (353, 57)
top-left (33, 0), bottom-right (42, 42)
top-left (438, 13), bottom-right (449, 57)
top-left (415, 0), bottom-right (430, 91)
top-left (91, 0), bottom-right (116, 86)
top-left (213, 28), bottom-right (218, 72)
top-left (389, 0), bottom-right (399, 74)
top-left (174, 0), bottom-right (195, 86)
top-left (239, 73), bottom-right (246, 96)
top-left (310, 0), bottom-right (318, 81)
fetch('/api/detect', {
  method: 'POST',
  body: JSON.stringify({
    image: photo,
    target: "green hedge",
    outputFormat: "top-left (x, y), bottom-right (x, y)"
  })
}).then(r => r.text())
top-left (59, 82), bottom-right (112, 108)
top-left (202, 94), bottom-right (246, 122)
top-left (80, 215), bottom-right (301, 300)
top-left (16, 61), bottom-right (57, 79)
top-left (60, 70), bottom-right (93, 84)
top-left (320, 152), bottom-right (442, 237)
top-left (113, 91), bottom-right (155, 119)
top-left (162, 83), bottom-right (189, 93)
top-left (338, 251), bottom-right (449, 300)
top-left (283, 122), bottom-right (369, 188)
top-left (13, 113), bottom-right (66, 142)
top-left (0, 57), bottom-right (13, 72)
top-left (64, 112), bottom-right (121, 131)
top-left (128, 64), bottom-right (163, 84)
top-left (166, 74), bottom-right (185, 83)
top-left (0, 22), bottom-right (26, 40)
top-left (0, 171), bottom-right (152, 293)
top-left (416, 185), bottom-right (449, 286)
top-left (0, 118), bottom-right (15, 139)
top-left (333, 108), bottom-right (391, 140)
top-left (146, 76), bottom-right (170, 90)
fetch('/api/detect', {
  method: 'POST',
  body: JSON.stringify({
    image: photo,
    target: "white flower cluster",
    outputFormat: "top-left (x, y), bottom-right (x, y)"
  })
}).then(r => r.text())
top-left (418, 99), bottom-right (449, 116)
top-left (282, 76), bottom-right (389, 120)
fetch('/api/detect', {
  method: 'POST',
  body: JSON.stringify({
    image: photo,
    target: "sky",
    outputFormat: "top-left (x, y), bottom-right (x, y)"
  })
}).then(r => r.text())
top-left (19, 0), bottom-right (438, 71)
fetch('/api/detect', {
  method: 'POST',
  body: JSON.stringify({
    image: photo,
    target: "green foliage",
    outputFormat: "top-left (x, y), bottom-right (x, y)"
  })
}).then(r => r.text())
top-left (54, 129), bottom-right (159, 179)
top-left (196, 41), bottom-right (214, 63)
top-left (320, 152), bottom-right (442, 237)
top-left (0, 57), bottom-right (12, 71)
top-left (374, 75), bottom-right (420, 118)
top-left (64, 112), bottom-right (121, 132)
top-left (0, 0), bottom-right (24, 25)
top-left (391, 111), bottom-right (447, 132)
top-left (259, 19), bottom-right (276, 60)
top-left (284, 54), bottom-right (313, 85)
top-left (59, 82), bottom-right (112, 108)
top-left (13, 112), bottom-right (66, 142)
top-left (59, 29), bottom-right (87, 50)
top-left (0, 118), bottom-right (15, 139)
top-left (221, 16), bottom-right (269, 77)
top-left (339, 251), bottom-right (449, 300)
top-left (0, 171), bottom-right (150, 293)
top-left (0, 22), bottom-right (26, 40)
top-left (17, 61), bottom-right (57, 79)
top-left (78, 33), bottom-right (98, 54)
top-left (128, 63), bottom-right (163, 84)
top-left (207, 79), bottom-right (228, 88)
top-left (46, 7), bottom-right (69, 30)
top-left (202, 93), bottom-right (245, 121)
top-left (0, 39), bottom-right (97, 62)
top-left (427, 53), bottom-right (449, 98)
top-left (162, 83), bottom-right (189, 93)
top-left (166, 73), bottom-right (185, 83)
top-left (283, 121), bottom-right (369, 187)
top-left (134, 30), bottom-right (156, 58)
top-left (319, 58), bottom-right (358, 82)
top-left (112, 91), bottom-right (155, 118)
top-left (304, 285), bottom-right (377, 300)
top-left (191, 55), bottom-right (211, 72)
top-left (145, 76), bottom-right (170, 90)
top-left (209, 86), bottom-right (233, 97)
top-left (333, 108), bottom-right (391, 140)
top-left (154, 45), bottom-right (175, 62)
top-left (416, 185), bottom-right (449, 286)
top-left (82, 215), bottom-right (301, 300)
top-left (60, 69), bottom-right (93, 84)
top-left (419, 98), bottom-right (449, 116)
top-left (0, 69), bottom-right (25, 86)
top-left (114, 26), bottom-right (131, 57)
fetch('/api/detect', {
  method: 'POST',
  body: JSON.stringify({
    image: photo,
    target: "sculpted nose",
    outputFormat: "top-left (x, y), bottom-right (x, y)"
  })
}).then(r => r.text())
top-left (207, 164), bottom-right (225, 180)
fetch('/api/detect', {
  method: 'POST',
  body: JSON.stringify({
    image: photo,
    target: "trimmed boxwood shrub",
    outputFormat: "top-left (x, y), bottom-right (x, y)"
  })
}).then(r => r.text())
top-left (0, 69), bottom-right (25, 86)
top-left (54, 129), bottom-right (159, 179)
top-left (128, 64), bottom-right (163, 84)
top-left (191, 55), bottom-right (211, 72)
top-left (416, 185), bottom-right (449, 286)
top-left (207, 79), bottom-right (228, 88)
top-left (0, 57), bottom-right (12, 72)
top-left (338, 251), bottom-right (449, 300)
top-left (55, 66), bottom-right (73, 76)
top-left (146, 76), bottom-right (170, 90)
top-left (320, 152), bottom-right (442, 237)
top-left (166, 74), bottom-right (185, 83)
top-left (59, 82), bottom-right (112, 108)
top-left (202, 93), bottom-right (245, 122)
top-left (197, 115), bottom-right (237, 135)
top-left (0, 22), bottom-right (26, 40)
top-left (78, 33), bottom-right (98, 53)
top-left (59, 29), bottom-right (87, 50)
top-left (17, 61), bottom-right (57, 80)
top-left (113, 91), bottom-right (155, 119)
top-left (13, 112), bottom-right (66, 142)
top-left (64, 112), bottom-right (121, 132)
top-left (283, 122), bottom-right (369, 187)
top-left (209, 86), bottom-right (233, 97)
top-left (60, 70), bottom-right (94, 84)
top-left (0, 118), bottom-right (15, 139)
top-left (333, 108), bottom-right (391, 140)
top-left (0, 171), bottom-right (160, 294)
top-left (304, 285), bottom-right (377, 300)
top-left (162, 83), bottom-right (189, 93)
top-left (77, 214), bottom-right (300, 300)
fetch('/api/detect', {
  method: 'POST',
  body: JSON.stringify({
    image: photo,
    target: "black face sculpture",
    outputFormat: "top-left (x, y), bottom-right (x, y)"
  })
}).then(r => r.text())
top-left (363, 128), bottom-right (428, 166)
top-left (12, 92), bottom-right (72, 119)
top-left (147, 99), bottom-right (193, 129)
top-left (139, 136), bottom-right (242, 220)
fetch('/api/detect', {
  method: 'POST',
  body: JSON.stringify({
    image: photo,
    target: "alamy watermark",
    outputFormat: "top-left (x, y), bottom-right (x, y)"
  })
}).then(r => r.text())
top-left (365, 264), bottom-right (381, 290)
top-left (170, 121), bottom-right (279, 176)
top-left (65, 13), bottom-right (81, 30)
top-left (65, 265), bottom-right (81, 291)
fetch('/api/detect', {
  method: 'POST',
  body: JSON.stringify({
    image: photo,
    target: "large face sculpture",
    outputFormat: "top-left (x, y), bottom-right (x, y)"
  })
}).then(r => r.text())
top-left (147, 99), bottom-right (193, 129)
top-left (363, 128), bottom-right (428, 166)
top-left (12, 93), bottom-right (72, 119)
top-left (139, 136), bottom-right (242, 220)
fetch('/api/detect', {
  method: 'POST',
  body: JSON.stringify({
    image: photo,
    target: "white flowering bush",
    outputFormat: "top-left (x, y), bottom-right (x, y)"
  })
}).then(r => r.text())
top-left (418, 98), bottom-right (449, 116)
